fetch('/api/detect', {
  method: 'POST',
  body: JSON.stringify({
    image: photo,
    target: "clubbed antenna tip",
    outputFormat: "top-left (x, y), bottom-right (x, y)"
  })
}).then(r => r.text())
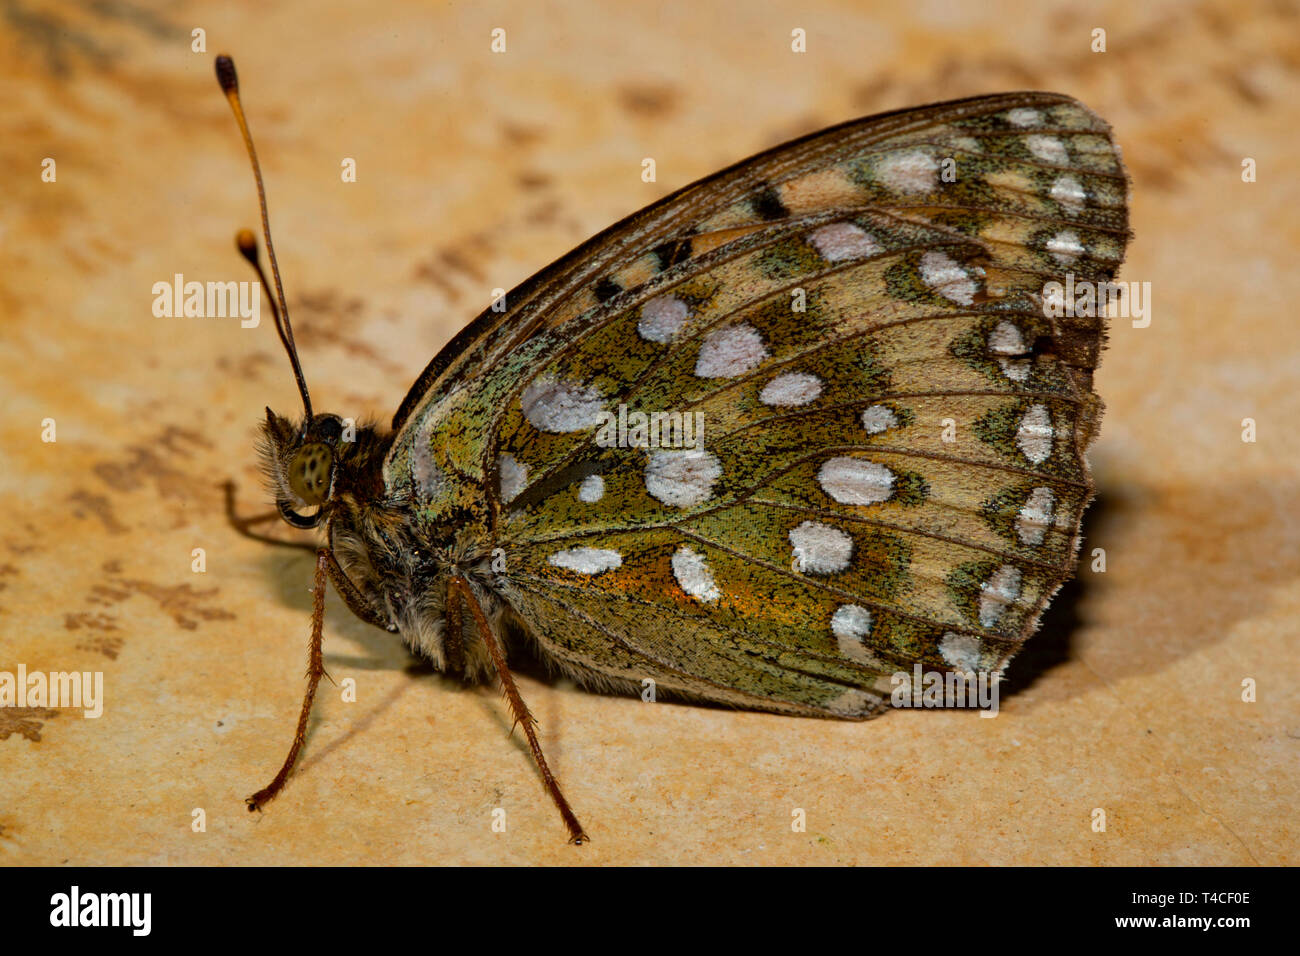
top-left (215, 54), bottom-right (238, 94)
top-left (236, 228), bottom-right (258, 265)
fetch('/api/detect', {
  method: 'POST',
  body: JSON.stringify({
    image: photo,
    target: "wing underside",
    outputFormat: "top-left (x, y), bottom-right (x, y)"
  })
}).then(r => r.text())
top-left (387, 93), bottom-right (1130, 716)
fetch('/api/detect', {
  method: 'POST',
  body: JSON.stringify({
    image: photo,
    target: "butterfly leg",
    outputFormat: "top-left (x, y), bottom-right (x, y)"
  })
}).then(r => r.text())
top-left (247, 547), bottom-right (330, 811)
top-left (440, 583), bottom-right (468, 676)
top-left (321, 548), bottom-right (399, 633)
top-left (447, 574), bottom-right (589, 845)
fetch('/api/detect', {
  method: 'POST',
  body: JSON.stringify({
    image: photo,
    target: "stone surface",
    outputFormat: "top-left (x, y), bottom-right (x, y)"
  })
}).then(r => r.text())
top-left (2, 0), bottom-right (1297, 864)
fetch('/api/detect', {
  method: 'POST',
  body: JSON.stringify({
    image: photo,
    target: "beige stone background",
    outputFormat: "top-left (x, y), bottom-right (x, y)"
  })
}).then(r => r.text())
top-left (2, 0), bottom-right (1297, 866)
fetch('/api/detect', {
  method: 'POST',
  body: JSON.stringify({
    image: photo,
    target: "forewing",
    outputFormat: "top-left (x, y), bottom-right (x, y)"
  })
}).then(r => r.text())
top-left (388, 93), bottom-right (1130, 716)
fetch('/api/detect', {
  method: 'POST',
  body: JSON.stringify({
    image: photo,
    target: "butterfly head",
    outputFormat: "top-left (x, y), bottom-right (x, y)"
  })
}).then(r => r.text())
top-left (259, 409), bottom-right (352, 528)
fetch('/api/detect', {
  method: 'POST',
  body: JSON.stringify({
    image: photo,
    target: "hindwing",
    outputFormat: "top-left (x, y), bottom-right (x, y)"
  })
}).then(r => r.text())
top-left (385, 92), bottom-right (1130, 716)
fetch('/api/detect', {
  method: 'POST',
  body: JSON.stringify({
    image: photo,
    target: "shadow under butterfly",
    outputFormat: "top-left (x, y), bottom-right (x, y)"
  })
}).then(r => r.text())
top-left (214, 55), bottom-right (1131, 843)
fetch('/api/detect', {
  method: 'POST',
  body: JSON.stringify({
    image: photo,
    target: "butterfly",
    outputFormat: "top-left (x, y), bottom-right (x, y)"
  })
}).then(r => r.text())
top-left (215, 55), bottom-right (1130, 843)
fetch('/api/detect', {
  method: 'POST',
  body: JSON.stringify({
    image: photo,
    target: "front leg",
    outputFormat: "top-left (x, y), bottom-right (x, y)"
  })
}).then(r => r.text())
top-left (246, 548), bottom-right (331, 810)
top-left (322, 548), bottom-right (398, 633)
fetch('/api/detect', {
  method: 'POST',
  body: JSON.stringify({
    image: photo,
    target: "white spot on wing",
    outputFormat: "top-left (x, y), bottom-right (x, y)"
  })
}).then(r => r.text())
top-left (645, 449), bottom-right (723, 507)
top-left (940, 632), bottom-right (983, 671)
top-left (818, 457), bottom-right (894, 505)
top-left (671, 545), bottom-right (721, 603)
top-left (497, 453), bottom-right (528, 502)
top-left (1006, 107), bottom-right (1042, 127)
top-left (988, 320), bottom-right (1030, 382)
top-left (760, 372), bottom-right (823, 407)
top-left (789, 520), bottom-right (853, 574)
top-left (1050, 174), bottom-right (1086, 213)
top-left (831, 605), bottom-right (873, 663)
top-left (638, 295), bottom-right (690, 343)
top-left (919, 250), bottom-right (977, 304)
top-left (832, 604), bottom-right (872, 639)
top-left (999, 361), bottom-right (1030, 382)
top-left (577, 474), bottom-right (605, 503)
top-left (1026, 134), bottom-right (1069, 165)
top-left (987, 320), bottom-right (1026, 355)
top-left (520, 375), bottom-right (605, 433)
top-left (548, 547), bottom-right (623, 575)
top-left (877, 149), bottom-right (939, 194)
top-left (808, 222), bottom-right (880, 262)
top-left (860, 404), bottom-right (899, 435)
top-left (1046, 230), bottom-right (1085, 265)
top-left (978, 564), bottom-right (1022, 628)
top-left (1016, 404), bottom-right (1054, 464)
top-left (411, 427), bottom-right (448, 499)
top-left (1016, 486), bottom-right (1055, 545)
top-left (695, 323), bottom-right (769, 378)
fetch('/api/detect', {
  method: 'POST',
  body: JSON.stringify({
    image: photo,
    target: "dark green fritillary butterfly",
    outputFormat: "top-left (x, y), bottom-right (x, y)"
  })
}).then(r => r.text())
top-left (215, 55), bottom-right (1129, 843)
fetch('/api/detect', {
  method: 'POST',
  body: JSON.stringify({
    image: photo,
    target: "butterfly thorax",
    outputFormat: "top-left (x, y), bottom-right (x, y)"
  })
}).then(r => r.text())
top-left (344, 478), bottom-right (504, 683)
top-left (332, 500), bottom-right (503, 680)
top-left (259, 408), bottom-right (498, 678)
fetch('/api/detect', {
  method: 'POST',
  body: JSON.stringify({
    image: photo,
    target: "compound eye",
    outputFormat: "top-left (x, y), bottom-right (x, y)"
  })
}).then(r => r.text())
top-left (288, 442), bottom-right (333, 505)
top-left (316, 415), bottom-right (344, 443)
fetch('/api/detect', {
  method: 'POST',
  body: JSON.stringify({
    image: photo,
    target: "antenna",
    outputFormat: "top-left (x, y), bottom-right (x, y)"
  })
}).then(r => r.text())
top-left (215, 54), bottom-right (313, 423)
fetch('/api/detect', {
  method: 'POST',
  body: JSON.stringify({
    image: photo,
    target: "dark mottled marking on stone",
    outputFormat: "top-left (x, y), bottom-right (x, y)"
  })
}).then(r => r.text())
top-left (0, 708), bottom-right (60, 742)
top-left (618, 83), bottom-right (678, 117)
